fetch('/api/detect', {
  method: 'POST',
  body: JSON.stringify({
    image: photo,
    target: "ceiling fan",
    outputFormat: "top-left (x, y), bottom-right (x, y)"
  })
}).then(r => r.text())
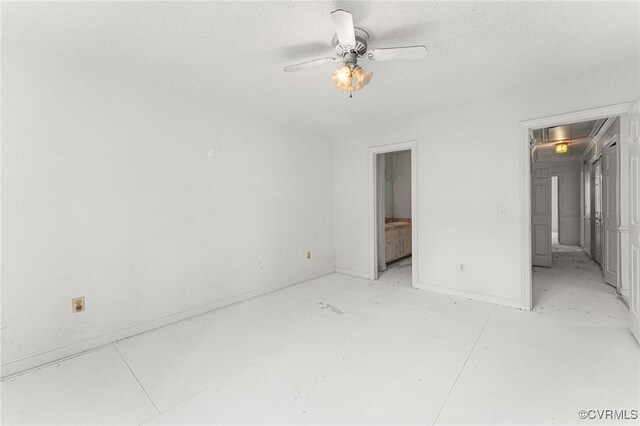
top-left (283, 9), bottom-right (428, 97)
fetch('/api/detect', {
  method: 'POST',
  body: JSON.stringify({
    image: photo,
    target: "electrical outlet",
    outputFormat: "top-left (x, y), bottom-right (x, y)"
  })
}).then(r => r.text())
top-left (72, 296), bottom-right (85, 313)
top-left (460, 263), bottom-right (465, 272)
top-left (306, 251), bottom-right (311, 260)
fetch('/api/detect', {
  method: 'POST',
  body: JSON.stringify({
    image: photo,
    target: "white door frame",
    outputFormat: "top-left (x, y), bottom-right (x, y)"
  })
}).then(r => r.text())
top-left (369, 140), bottom-right (418, 286)
top-left (520, 102), bottom-right (636, 310)
top-left (602, 137), bottom-right (620, 288)
top-left (551, 174), bottom-right (560, 244)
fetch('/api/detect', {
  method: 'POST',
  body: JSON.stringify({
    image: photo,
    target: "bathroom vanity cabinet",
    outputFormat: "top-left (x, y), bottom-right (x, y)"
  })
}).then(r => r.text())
top-left (384, 223), bottom-right (412, 263)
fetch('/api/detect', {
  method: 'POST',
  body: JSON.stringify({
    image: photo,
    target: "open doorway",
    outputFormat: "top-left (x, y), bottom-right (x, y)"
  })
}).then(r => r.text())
top-left (369, 140), bottom-right (417, 287)
top-left (525, 106), bottom-right (631, 312)
top-left (529, 115), bottom-right (629, 340)
top-left (379, 150), bottom-right (412, 286)
top-left (521, 102), bottom-right (639, 341)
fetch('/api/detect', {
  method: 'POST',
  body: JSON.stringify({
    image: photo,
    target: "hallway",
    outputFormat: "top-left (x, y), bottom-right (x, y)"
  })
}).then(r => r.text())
top-left (533, 244), bottom-right (627, 326)
top-left (2, 251), bottom-right (638, 425)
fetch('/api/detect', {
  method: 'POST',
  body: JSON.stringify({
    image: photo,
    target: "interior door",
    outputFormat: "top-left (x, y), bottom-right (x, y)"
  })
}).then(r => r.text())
top-left (603, 143), bottom-right (618, 287)
top-left (532, 161), bottom-right (552, 267)
top-left (594, 159), bottom-right (603, 265)
top-left (583, 161), bottom-right (592, 256)
top-left (628, 101), bottom-right (640, 343)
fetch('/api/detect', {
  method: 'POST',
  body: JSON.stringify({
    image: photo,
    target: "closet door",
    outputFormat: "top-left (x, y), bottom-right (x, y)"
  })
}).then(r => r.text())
top-left (603, 143), bottom-right (618, 286)
top-left (532, 161), bottom-right (552, 267)
top-left (628, 102), bottom-right (640, 344)
top-left (594, 159), bottom-right (603, 265)
top-left (583, 161), bottom-right (592, 256)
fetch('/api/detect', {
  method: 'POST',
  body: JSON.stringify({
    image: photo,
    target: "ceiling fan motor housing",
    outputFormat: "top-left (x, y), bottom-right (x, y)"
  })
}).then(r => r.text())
top-left (333, 27), bottom-right (369, 57)
top-left (342, 52), bottom-right (358, 68)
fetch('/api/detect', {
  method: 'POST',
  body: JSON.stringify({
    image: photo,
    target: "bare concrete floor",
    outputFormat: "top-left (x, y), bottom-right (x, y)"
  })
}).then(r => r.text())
top-left (2, 250), bottom-right (638, 425)
top-left (378, 255), bottom-right (412, 287)
top-left (533, 244), bottom-right (626, 327)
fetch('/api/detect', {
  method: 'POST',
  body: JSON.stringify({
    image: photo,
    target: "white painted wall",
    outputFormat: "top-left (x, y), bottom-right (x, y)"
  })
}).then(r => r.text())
top-left (392, 152), bottom-right (412, 219)
top-left (384, 154), bottom-right (394, 218)
top-left (383, 151), bottom-right (411, 219)
top-left (333, 70), bottom-right (638, 307)
top-left (552, 162), bottom-right (581, 245)
top-left (2, 45), bottom-right (335, 370)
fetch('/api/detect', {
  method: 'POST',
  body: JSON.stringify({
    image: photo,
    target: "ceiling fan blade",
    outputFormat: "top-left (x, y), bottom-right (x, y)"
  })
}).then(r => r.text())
top-left (283, 57), bottom-right (338, 72)
top-left (330, 9), bottom-right (356, 47)
top-left (367, 45), bottom-right (428, 61)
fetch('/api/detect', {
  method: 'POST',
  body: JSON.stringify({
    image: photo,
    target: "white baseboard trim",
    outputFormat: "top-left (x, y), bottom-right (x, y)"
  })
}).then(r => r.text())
top-left (1, 266), bottom-right (335, 380)
top-left (620, 289), bottom-right (630, 308)
top-left (416, 281), bottom-right (524, 309)
top-left (335, 266), bottom-right (373, 279)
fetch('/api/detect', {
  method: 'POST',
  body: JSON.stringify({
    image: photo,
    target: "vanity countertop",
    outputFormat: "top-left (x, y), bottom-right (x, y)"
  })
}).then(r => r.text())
top-left (384, 221), bottom-right (411, 230)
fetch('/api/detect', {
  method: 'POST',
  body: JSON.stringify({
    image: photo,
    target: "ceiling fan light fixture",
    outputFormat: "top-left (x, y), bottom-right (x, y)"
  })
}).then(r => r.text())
top-left (332, 65), bottom-right (352, 85)
top-left (332, 64), bottom-right (373, 96)
top-left (353, 66), bottom-right (373, 91)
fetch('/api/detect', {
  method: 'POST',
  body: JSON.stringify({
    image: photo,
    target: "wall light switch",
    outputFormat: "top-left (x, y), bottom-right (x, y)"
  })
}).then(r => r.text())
top-left (499, 206), bottom-right (506, 216)
top-left (306, 251), bottom-right (311, 260)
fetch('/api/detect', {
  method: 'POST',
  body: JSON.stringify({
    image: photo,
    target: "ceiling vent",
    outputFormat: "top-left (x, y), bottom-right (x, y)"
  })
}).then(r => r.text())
top-left (547, 126), bottom-right (567, 142)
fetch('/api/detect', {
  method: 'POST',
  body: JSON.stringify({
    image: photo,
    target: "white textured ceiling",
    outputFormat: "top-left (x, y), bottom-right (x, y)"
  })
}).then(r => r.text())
top-left (3, 1), bottom-right (639, 135)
